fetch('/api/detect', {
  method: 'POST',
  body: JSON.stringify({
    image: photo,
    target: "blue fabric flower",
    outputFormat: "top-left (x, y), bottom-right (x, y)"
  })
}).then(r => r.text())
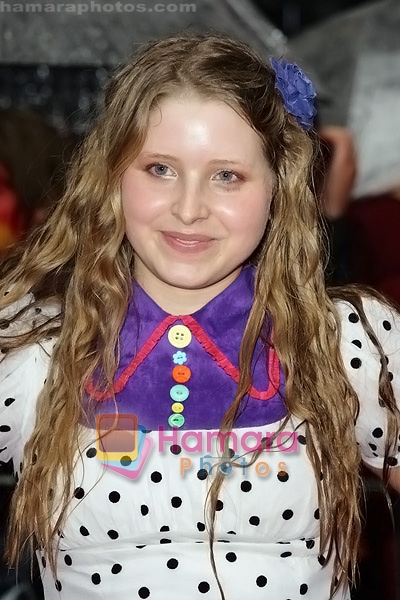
top-left (270, 58), bottom-right (317, 130)
top-left (173, 351), bottom-right (187, 365)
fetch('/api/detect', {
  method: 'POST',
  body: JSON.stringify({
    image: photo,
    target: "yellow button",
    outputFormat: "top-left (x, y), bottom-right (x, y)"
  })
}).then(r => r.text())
top-left (168, 324), bottom-right (192, 348)
top-left (171, 402), bottom-right (184, 413)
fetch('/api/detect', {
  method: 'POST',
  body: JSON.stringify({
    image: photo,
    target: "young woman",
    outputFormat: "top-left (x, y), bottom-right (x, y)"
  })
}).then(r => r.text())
top-left (1, 33), bottom-right (399, 600)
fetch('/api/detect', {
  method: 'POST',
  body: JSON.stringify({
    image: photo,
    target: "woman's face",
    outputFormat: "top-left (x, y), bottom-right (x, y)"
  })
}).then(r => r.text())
top-left (121, 95), bottom-right (274, 311)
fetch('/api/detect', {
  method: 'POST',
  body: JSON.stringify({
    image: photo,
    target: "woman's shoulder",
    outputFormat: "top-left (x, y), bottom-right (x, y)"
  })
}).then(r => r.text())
top-left (0, 290), bottom-right (61, 335)
top-left (334, 294), bottom-right (400, 355)
top-left (0, 293), bottom-right (59, 467)
top-left (334, 294), bottom-right (399, 383)
top-left (0, 291), bottom-right (60, 376)
top-left (334, 293), bottom-right (400, 468)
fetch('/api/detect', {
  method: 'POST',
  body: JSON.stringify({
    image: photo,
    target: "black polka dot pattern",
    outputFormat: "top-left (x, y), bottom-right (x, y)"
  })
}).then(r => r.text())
top-left (74, 487), bottom-right (85, 500)
top-left (348, 312), bottom-right (359, 323)
top-left (167, 558), bottom-right (178, 569)
top-left (198, 581), bottom-right (210, 593)
top-left (372, 428), bottom-right (383, 438)
top-left (111, 564), bottom-right (122, 574)
top-left (150, 471), bottom-right (162, 483)
top-left (256, 575), bottom-right (267, 587)
top-left (107, 530), bottom-right (119, 540)
top-left (225, 552), bottom-right (237, 562)
top-left (170, 444), bottom-right (181, 454)
top-left (351, 339), bottom-right (362, 348)
top-left (282, 509), bottom-right (293, 520)
top-left (240, 480), bottom-right (252, 492)
top-left (350, 358), bottom-right (362, 369)
top-left (197, 468), bottom-right (208, 480)
top-left (0, 294), bottom-right (398, 600)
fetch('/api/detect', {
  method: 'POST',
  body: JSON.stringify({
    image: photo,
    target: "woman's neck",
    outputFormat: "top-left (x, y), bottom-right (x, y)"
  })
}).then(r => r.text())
top-left (134, 268), bottom-right (242, 315)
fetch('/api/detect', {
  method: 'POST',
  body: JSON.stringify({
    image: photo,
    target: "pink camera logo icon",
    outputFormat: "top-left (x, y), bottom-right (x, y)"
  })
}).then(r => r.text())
top-left (96, 413), bottom-right (153, 480)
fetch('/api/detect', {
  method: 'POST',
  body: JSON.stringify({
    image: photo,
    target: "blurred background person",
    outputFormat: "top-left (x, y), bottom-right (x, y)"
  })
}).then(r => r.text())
top-left (0, 108), bottom-right (76, 251)
top-left (318, 125), bottom-right (358, 286)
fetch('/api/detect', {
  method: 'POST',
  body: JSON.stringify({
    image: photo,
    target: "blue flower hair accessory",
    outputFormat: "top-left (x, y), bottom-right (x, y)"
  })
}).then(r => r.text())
top-left (270, 57), bottom-right (317, 130)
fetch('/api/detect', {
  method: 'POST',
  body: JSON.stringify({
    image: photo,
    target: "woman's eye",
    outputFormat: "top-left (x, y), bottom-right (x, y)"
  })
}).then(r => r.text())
top-left (215, 170), bottom-right (241, 184)
top-left (148, 163), bottom-right (174, 177)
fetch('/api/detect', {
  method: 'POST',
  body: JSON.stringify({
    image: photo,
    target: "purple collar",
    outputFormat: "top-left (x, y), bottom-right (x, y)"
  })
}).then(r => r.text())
top-left (86, 266), bottom-right (287, 430)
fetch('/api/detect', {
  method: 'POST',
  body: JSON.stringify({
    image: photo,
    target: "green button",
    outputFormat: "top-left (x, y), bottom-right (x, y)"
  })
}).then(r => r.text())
top-left (169, 384), bottom-right (189, 402)
top-left (168, 413), bottom-right (185, 428)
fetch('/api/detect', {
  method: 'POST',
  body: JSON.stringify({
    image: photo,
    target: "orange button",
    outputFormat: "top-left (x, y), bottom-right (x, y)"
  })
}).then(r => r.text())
top-left (172, 365), bottom-right (191, 383)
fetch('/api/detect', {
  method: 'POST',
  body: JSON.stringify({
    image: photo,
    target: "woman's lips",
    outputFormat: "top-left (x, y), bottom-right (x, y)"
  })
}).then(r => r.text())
top-left (161, 231), bottom-right (214, 253)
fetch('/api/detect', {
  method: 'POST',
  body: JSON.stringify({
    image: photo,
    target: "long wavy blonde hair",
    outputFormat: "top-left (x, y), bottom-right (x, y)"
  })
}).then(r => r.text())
top-left (1, 32), bottom-right (399, 598)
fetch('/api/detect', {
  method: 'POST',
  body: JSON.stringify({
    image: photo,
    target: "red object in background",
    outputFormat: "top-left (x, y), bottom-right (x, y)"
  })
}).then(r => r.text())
top-left (347, 193), bottom-right (400, 306)
top-left (0, 163), bottom-right (27, 249)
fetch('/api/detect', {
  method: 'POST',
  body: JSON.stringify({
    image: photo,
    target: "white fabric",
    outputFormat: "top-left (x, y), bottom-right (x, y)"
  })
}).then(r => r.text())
top-left (1, 296), bottom-right (399, 600)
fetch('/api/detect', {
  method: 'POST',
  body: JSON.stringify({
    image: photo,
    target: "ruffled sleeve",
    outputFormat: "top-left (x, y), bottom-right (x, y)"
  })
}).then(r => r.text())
top-left (0, 295), bottom-right (58, 472)
top-left (336, 297), bottom-right (400, 469)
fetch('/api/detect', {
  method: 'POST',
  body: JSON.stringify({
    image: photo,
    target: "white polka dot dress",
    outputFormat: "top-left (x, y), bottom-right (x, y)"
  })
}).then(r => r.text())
top-left (1, 294), bottom-right (399, 600)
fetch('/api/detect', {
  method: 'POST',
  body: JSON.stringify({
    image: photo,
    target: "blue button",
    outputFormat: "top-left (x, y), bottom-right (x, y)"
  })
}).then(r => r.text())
top-left (169, 384), bottom-right (189, 402)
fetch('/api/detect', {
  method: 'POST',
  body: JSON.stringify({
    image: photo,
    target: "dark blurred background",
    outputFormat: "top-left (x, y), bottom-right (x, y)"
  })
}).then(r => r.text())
top-left (254, 0), bottom-right (374, 35)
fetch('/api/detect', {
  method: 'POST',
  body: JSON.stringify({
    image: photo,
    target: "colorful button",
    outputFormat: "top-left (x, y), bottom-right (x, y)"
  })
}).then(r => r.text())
top-left (171, 402), bottom-right (184, 413)
top-left (168, 325), bottom-right (192, 348)
top-left (168, 413), bottom-right (185, 428)
top-left (170, 384), bottom-right (189, 402)
top-left (172, 365), bottom-right (191, 384)
top-left (172, 351), bottom-right (187, 365)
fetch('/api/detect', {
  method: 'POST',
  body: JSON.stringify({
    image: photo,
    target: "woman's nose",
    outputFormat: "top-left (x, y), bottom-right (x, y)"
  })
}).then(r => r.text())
top-left (171, 181), bottom-right (210, 224)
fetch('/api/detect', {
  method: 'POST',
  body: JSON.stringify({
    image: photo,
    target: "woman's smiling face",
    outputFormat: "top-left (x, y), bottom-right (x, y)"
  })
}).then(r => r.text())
top-left (121, 95), bottom-right (275, 312)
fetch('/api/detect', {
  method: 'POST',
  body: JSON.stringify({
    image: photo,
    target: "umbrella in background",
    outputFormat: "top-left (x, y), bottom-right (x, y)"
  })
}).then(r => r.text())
top-left (0, 0), bottom-right (290, 132)
top-left (0, 0), bottom-right (287, 65)
top-left (290, 0), bottom-right (400, 198)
